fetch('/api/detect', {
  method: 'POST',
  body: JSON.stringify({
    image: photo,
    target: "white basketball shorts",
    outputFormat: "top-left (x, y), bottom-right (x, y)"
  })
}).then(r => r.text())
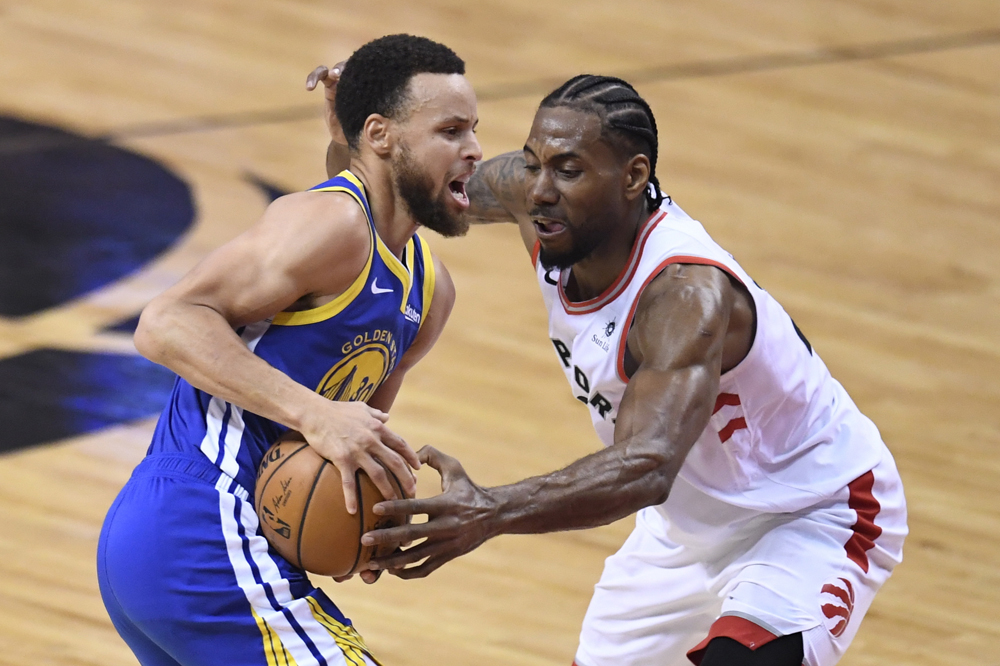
top-left (574, 452), bottom-right (906, 666)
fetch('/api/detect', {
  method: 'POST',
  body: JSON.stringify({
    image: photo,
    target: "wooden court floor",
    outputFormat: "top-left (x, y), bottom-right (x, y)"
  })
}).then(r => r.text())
top-left (0, 1), bottom-right (998, 664)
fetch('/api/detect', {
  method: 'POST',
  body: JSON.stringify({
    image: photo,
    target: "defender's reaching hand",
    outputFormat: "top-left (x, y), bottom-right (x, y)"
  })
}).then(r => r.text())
top-left (306, 62), bottom-right (348, 145)
top-left (361, 446), bottom-right (498, 578)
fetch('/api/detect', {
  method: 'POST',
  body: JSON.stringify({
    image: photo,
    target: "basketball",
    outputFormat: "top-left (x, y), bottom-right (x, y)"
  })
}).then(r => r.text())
top-left (254, 432), bottom-right (409, 577)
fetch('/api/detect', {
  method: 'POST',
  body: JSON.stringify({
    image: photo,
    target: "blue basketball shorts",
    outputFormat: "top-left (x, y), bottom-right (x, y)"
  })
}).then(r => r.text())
top-left (97, 453), bottom-right (380, 666)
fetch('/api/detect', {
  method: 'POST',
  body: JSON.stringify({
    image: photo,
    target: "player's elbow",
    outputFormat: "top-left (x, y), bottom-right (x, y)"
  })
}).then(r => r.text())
top-left (626, 448), bottom-right (675, 507)
top-left (644, 469), bottom-right (674, 507)
top-left (133, 299), bottom-right (171, 364)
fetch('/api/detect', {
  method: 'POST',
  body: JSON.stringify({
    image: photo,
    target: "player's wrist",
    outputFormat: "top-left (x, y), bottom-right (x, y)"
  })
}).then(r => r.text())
top-left (478, 484), bottom-right (520, 539)
top-left (283, 389), bottom-right (330, 437)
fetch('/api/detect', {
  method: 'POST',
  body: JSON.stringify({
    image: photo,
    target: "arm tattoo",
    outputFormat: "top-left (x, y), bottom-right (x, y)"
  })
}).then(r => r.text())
top-left (466, 151), bottom-right (527, 224)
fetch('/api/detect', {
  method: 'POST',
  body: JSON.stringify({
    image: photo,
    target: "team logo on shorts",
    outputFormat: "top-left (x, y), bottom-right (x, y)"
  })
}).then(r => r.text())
top-left (820, 577), bottom-right (855, 637)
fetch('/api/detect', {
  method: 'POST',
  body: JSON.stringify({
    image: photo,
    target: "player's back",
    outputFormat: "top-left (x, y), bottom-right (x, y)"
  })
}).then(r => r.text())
top-left (147, 171), bottom-right (437, 494)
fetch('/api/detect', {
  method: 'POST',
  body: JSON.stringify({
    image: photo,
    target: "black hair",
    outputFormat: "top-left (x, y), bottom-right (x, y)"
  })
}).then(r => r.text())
top-left (540, 75), bottom-right (664, 211)
top-left (335, 34), bottom-right (465, 151)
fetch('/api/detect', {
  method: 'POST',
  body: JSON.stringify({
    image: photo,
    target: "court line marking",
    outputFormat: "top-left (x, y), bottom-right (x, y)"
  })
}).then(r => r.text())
top-left (0, 28), bottom-right (996, 154)
top-left (109, 27), bottom-right (1000, 138)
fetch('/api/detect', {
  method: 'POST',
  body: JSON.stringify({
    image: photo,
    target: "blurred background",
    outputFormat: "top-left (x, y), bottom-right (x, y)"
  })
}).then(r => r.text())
top-left (0, 1), bottom-right (997, 664)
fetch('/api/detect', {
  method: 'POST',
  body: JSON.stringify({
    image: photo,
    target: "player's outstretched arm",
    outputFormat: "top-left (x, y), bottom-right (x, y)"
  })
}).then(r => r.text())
top-left (464, 151), bottom-right (527, 224)
top-left (135, 192), bottom-right (419, 511)
top-left (306, 63), bottom-right (352, 179)
top-left (465, 151), bottom-right (539, 255)
top-left (364, 264), bottom-right (738, 578)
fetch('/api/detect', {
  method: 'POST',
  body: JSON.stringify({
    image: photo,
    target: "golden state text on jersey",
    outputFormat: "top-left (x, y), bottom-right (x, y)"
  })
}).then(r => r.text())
top-left (147, 171), bottom-right (436, 493)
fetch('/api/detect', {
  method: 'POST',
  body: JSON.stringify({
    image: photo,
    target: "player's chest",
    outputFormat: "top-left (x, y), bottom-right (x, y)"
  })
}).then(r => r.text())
top-left (258, 304), bottom-right (418, 400)
top-left (546, 299), bottom-right (630, 423)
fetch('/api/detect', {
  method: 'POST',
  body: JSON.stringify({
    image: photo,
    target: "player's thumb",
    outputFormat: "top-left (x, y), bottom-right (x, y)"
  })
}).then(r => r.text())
top-left (419, 446), bottom-right (464, 481)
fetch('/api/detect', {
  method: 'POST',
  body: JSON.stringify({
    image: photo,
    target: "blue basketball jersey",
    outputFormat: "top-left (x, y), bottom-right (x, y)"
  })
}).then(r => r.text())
top-left (147, 170), bottom-right (436, 494)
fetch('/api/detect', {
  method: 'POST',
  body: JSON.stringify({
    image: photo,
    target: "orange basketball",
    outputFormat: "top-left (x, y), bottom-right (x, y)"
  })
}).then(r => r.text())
top-left (254, 432), bottom-right (409, 577)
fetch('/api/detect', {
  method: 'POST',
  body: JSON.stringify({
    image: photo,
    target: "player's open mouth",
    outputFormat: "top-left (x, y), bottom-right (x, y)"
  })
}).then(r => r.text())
top-left (448, 178), bottom-right (470, 209)
top-left (533, 218), bottom-right (566, 238)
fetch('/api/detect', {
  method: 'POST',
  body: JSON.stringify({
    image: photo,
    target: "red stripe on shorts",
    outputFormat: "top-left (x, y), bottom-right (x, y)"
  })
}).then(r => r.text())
top-left (686, 615), bottom-right (779, 664)
top-left (845, 470), bottom-right (882, 573)
top-left (718, 417), bottom-right (747, 443)
top-left (713, 392), bottom-right (741, 414)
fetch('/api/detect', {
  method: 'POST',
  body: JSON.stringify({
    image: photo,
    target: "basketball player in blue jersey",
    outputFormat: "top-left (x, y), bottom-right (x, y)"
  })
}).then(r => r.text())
top-left (97, 34), bottom-right (481, 666)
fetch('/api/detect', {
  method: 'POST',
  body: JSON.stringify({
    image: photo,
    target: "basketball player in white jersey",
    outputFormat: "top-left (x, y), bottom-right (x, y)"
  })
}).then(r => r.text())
top-left (314, 68), bottom-right (907, 665)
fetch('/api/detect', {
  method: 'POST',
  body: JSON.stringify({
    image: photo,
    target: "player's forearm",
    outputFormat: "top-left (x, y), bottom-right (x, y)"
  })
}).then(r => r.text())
top-left (466, 151), bottom-right (527, 224)
top-left (485, 366), bottom-right (714, 536)
top-left (135, 300), bottom-right (323, 431)
top-left (484, 443), bottom-right (674, 536)
top-left (326, 140), bottom-right (351, 179)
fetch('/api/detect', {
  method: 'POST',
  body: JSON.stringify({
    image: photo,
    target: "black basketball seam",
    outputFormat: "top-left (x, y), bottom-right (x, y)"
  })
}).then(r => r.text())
top-left (297, 459), bottom-right (328, 570)
top-left (364, 463), bottom-right (407, 583)
top-left (382, 463), bottom-right (408, 503)
top-left (256, 439), bottom-right (308, 496)
top-left (348, 469), bottom-right (365, 575)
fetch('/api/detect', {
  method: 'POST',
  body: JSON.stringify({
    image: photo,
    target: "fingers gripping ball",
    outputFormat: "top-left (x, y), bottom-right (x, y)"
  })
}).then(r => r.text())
top-left (255, 432), bottom-right (409, 577)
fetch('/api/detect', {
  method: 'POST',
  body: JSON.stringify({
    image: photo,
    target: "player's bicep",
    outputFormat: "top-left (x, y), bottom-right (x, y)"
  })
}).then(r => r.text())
top-left (160, 225), bottom-right (302, 326)
top-left (155, 193), bottom-right (369, 327)
top-left (613, 266), bottom-right (734, 463)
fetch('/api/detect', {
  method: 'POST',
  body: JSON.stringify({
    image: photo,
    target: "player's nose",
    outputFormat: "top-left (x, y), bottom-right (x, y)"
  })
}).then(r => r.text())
top-left (463, 131), bottom-right (483, 162)
top-left (529, 169), bottom-right (559, 206)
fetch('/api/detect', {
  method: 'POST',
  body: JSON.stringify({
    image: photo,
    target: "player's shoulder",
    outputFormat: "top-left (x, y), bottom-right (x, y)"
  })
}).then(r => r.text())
top-left (263, 189), bottom-right (368, 226)
top-left (261, 190), bottom-right (371, 252)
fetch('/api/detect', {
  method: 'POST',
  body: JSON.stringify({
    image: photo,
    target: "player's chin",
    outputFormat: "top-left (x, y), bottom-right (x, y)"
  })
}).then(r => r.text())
top-left (436, 212), bottom-right (471, 238)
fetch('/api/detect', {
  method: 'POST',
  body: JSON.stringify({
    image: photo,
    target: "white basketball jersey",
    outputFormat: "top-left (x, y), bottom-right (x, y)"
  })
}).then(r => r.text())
top-left (536, 198), bottom-right (885, 514)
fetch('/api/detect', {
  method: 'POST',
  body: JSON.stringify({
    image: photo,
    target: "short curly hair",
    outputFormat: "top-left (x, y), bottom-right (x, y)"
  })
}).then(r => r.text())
top-left (335, 34), bottom-right (466, 151)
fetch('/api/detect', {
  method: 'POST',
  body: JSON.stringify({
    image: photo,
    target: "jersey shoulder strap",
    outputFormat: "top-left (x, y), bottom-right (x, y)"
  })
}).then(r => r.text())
top-left (270, 171), bottom-right (375, 326)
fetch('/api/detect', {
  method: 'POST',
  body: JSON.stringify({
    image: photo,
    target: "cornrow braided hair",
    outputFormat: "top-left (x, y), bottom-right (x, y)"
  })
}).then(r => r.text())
top-left (541, 74), bottom-right (665, 211)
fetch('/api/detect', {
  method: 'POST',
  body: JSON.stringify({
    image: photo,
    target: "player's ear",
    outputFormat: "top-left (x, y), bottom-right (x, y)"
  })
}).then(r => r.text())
top-left (623, 154), bottom-right (651, 202)
top-left (362, 114), bottom-right (392, 157)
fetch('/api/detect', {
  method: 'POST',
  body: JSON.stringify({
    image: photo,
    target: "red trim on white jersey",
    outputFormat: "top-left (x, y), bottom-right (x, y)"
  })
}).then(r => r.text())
top-left (686, 615), bottom-right (780, 664)
top-left (557, 210), bottom-right (667, 316)
top-left (614, 255), bottom-right (744, 382)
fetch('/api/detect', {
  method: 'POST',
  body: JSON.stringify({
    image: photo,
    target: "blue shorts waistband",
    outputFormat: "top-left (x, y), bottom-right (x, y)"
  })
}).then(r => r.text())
top-left (132, 453), bottom-right (251, 500)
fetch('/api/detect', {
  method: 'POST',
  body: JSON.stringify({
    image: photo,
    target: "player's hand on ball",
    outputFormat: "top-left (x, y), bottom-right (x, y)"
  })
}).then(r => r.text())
top-left (306, 62), bottom-right (348, 145)
top-left (332, 570), bottom-right (380, 585)
top-left (361, 445), bottom-right (497, 578)
top-left (300, 401), bottom-right (419, 514)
